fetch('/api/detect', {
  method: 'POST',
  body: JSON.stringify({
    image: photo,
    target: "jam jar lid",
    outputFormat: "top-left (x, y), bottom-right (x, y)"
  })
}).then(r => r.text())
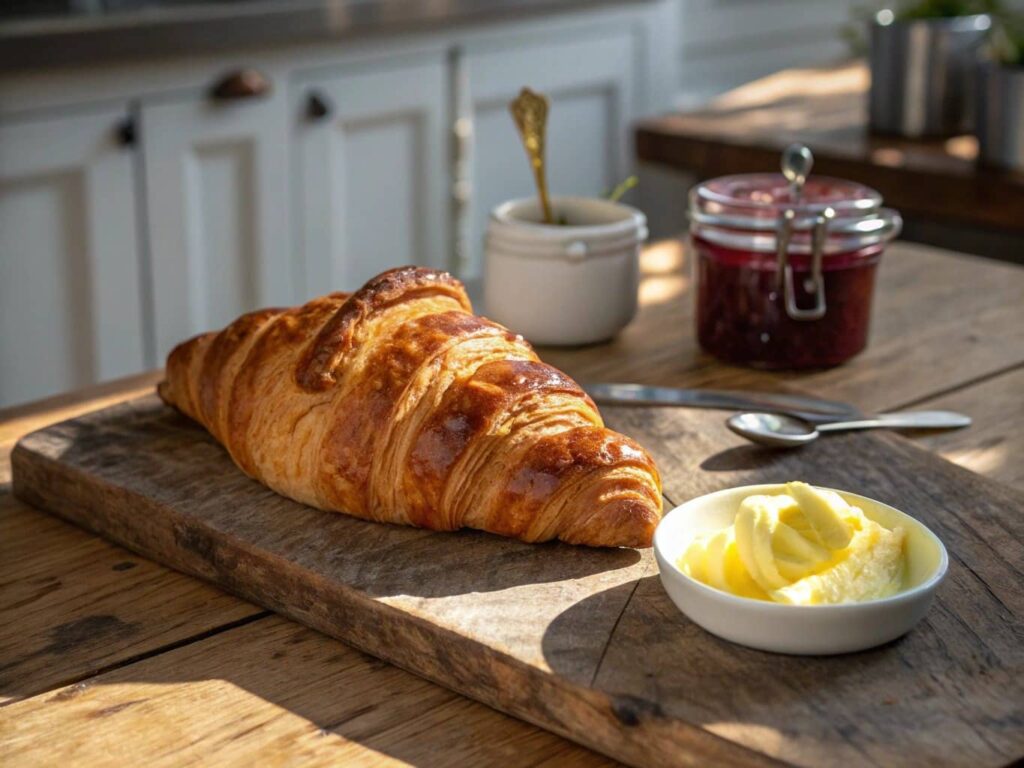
top-left (689, 172), bottom-right (902, 256)
top-left (696, 173), bottom-right (881, 219)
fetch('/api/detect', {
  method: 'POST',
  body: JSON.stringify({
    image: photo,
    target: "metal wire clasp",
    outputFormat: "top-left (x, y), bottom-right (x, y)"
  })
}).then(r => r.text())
top-left (777, 207), bottom-right (834, 321)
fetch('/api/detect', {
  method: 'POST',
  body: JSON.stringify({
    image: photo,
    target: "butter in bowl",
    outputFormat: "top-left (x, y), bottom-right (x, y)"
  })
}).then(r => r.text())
top-left (653, 482), bottom-right (948, 654)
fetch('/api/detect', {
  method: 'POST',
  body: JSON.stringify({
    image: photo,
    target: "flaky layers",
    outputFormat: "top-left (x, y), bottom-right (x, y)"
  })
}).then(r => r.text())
top-left (158, 267), bottom-right (662, 547)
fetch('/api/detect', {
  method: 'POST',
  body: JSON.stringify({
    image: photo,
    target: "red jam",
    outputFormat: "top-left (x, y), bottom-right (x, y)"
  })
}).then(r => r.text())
top-left (694, 237), bottom-right (882, 369)
top-left (690, 173), bottom-right (901, 369)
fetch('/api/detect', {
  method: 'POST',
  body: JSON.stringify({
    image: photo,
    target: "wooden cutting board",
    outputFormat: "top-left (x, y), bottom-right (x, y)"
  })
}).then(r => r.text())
top-left (11, 394), bottom-right (1024, 768)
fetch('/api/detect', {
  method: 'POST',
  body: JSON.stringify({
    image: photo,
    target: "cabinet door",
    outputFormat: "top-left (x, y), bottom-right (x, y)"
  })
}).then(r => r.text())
top-left (463, 33), bottom-right (635, 278)
top-left (294, 56), bottom-right (448, 297)
top-left (141, 80), bottom-right (292, 360)
top-left (0, 108), bottom-right (145, 407)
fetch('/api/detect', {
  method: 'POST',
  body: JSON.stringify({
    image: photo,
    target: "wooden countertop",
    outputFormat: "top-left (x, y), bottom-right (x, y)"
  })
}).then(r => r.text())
top-left (2, 239), bottom-right (1023, 766)
top-left (636, 62), bottom-right (1024, 235)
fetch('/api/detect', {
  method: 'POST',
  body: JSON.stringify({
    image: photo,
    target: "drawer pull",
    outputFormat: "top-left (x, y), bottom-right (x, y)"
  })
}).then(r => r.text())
top-left (306, 92), bottom-right (333, 121)
top-left (210, 69), bottom-right (271, 101)
top-left (116, 117), bottom-right (137, 146)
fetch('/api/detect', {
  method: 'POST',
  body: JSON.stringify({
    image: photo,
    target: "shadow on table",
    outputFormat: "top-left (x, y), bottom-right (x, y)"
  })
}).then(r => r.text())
top-left (536, 573), bottom-right (951, 765)
top-left (698, 444), bottom-right (787, 472)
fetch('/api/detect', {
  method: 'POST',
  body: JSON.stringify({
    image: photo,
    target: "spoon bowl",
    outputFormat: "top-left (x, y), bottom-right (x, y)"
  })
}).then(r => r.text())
top-left (728, 412), bottom-right (819, 447)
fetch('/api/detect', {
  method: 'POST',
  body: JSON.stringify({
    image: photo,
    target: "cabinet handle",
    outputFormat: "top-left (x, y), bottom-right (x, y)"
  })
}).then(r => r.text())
top-left (209, 69), bottom-right (271, 101)
top-left (306, 91), bottom-right (333, 121)
top-left (116, 117), bottom-right (137, 147)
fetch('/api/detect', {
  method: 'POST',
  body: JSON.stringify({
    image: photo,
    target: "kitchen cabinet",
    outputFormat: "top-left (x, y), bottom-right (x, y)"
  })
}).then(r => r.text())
top-left (462, 32), bottom-right (636, 278)
top-left (0, 1), bottom-right (674, 407)
top-left (141, 74), bottom-right (293, 360)
top-left (0, 107), bottom-right (145, 408)
top-left (293, 55), bottom-right (450, 297)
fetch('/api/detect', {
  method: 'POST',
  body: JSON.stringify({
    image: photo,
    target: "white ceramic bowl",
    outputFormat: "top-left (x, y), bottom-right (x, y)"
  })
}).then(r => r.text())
top-left (484, 196), bottom-right (647, 346)
top-left (653, 484), bottom-right (948, 655)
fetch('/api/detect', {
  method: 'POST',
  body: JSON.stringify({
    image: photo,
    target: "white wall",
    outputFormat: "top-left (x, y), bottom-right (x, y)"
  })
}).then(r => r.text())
top-left (638, 0), bottom-right (861, 238)
top-left (675, 0), bottom-right (861, 108)
top-left (672, 0), bottom-right (1024, 108)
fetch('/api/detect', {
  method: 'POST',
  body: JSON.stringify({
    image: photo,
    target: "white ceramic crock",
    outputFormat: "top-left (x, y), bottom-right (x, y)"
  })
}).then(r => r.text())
top-left (484, 196), bottom-right (648, 346)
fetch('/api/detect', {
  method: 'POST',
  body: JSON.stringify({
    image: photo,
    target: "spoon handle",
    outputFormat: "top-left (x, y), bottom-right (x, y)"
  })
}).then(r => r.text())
top-left (816, 411), bottom-right (972, 433)
top-left (509, 88), bottom-right (554, 224)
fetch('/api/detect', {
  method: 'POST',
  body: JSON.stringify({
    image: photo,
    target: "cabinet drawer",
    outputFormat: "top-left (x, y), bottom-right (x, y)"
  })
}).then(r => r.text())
top-left (141, 71), bottom-right (293, 360)
top-left (0, 107), bottom-right (145, 407)
top-left (293, 55), bottom-right (449, 298)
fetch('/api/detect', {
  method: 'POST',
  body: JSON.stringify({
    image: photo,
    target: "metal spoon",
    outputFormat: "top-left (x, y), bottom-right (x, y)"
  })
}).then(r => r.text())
top-left (727, 410), bottom-right (972, 448)
top-left (509, 87), bottom-right (554, 224)
top-left (781, 143), bottom-right (814, 203)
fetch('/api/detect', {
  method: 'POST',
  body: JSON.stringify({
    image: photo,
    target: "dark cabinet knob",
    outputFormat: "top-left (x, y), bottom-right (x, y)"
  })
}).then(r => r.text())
top-left (116, 117), bottom-right (137, 147)
top-left (307, 91), bottom-right (333, 121)
top-left (209, 69), bottom-right (271, 101)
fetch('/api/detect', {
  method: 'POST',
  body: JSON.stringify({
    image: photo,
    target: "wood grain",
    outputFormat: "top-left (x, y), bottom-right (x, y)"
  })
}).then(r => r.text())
top-left (909, 365), bottom-right (1024, 491)
top-left (0, 615), bottom-right (616, 768)
top-left (0, 370), bottom-right (161, 448)
top-left (0, 498), bottom-right (263, 705)
top-left (635, 63), bottom-right (1024, 234)
top-left (11, 394), bottom-right (1024, 767)
top-left (0, 385), bottom-right (264, 705)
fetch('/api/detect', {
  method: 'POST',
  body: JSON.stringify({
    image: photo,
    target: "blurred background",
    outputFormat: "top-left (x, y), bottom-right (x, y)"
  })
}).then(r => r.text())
top-left (1, 0), bottom-right (1022, 408)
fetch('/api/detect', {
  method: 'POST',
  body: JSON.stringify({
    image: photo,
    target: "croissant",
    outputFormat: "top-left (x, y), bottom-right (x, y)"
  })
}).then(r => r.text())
top-left (158, 266), bottom-right (662, 547)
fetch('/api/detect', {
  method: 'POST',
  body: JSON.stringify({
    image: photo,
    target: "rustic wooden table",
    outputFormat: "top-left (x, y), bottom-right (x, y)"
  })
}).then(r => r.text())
top-left (2, 239), bottom-right (1022, 766)
top-left (636, 63), bottom-right (1024, 258)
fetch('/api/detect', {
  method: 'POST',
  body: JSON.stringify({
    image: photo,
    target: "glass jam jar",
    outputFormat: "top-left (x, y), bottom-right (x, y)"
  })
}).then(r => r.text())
top-left (690, 171), bottom-right (901, 369)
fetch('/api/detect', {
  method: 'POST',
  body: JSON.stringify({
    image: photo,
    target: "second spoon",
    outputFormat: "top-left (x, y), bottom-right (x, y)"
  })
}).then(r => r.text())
top-left (727, 410), bottom-right (972, 448)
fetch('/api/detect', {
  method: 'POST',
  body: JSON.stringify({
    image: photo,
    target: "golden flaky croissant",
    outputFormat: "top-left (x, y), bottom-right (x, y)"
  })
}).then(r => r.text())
top-left (158, 267), bottom-right (662, 547)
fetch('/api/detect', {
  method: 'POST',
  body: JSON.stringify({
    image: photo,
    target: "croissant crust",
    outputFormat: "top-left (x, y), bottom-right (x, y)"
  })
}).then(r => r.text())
top-left (159, 266), bottom-right (662, 547)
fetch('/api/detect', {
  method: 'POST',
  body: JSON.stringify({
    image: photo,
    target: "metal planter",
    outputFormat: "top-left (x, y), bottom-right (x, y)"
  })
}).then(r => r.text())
top-left (869, 13), bottom-right (992, 137)
top-left (976, 62), bottom-right (1024, 171)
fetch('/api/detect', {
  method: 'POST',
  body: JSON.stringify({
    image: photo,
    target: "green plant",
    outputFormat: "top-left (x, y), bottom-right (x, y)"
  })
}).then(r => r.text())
top-left (551, 176), bottom-right (639, 226)
top-left (606, 175), bottom-right (638, 204)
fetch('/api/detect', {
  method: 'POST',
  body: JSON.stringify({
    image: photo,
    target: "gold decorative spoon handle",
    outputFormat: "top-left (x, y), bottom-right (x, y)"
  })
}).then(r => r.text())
top-left (509, 87), bottom-right (554, 224)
